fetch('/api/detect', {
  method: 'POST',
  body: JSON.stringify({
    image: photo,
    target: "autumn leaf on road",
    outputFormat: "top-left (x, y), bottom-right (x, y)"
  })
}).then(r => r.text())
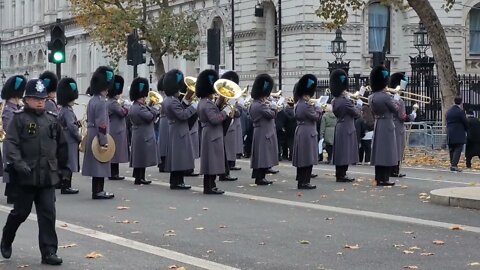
top-left (299, 240), bottom-right (310, 244)
top-left (195, 227), bottom-right (205, 230)
top-left (344, 244), bottom-right (360, 250)
top-left (468, 262), bottom-right (480, 266)
top-left (184, 217), bottom-right (193, 221)
top-left (403, 250), bottom-right (415, 254)
top-left (403, 266), bottom-right (418, 269)
top-left (334, 188), bottom-right (346, 192)
top-left (408, 246), bottom-right (421, 250)
top-left (17, 265), bottom-right (29, 268)
top-left (420, 252), bottom-right (435, 256)
top-left (219, 224), bottom-right (227, 228)
top-left (450, 225), bottom-right (463, 230)
top-left (60, 224), bottom-right (68, 228)
top-left (393, 244), bottom-right (405, 248)
top-left (59, 243), bottom-right (77, 248)
top-left (168, 265), bottom-right (187, 270)
top-left (433, 240), bottom-right (445, 245)
top-left (85, 251), bottom-right (103, 259)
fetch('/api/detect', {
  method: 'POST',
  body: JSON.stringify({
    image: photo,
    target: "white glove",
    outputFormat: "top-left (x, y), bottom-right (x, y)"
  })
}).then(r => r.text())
top-left (277, 97), bottom-right (285, 106)
top-left (270, 101), bottom-right (278, 110)
top-left (411, 112), bottom-right (417, 119)
top-left (223, 105), bottom-right (232, 116)
top-left (182, 98), bottom-right (191, 106)
top-left (244, 96), bottom-right (251, 104)
top-left (190, 101), bottom-right (198, 110)
top-left (356, 99), bottom-right (363, 107)
top-left (237, 97), bottom-right (245, 107)
top-left (394, 94), bottom-right (401, 101)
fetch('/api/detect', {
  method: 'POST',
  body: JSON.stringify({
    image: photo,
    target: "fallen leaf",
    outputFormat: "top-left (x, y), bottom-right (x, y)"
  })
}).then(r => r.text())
top-left (336, 252), bottom-right (343, 255)
top-left (195, 227), bottom-right (205, 230)
top-left (219, 224), bottom-right (227, 228)
top-left (334, 188), bottom-right (346, 192)
top-left (403, 266), bottom-right (418, 269)
top-left (202, 207), bottom-right (209, 211)
top-left (222, 240), bottom-right (234, 243)
top-left (206, 250), bottom-right (214, 254)
top-left (299, 240), bottom-right (310, 244)
top-left (168, 265), bottom-right (186, 270)
top-left (236, 185), bottom-right (244, 188)
top-left (344, 244), bottom-right (360, 249)
top-left (116, 206), bottom-right (130, 210)
top-left (403, 231), bottom-right (415, 234)
top-left (325, 235), bottom-right (332, 238)
top-left (468, 262), bottom-right (480, 266)
top-left (59, 243), bottom-right (77, 248)
top-left (297, 192), bottom-right (303, 197)
top-left (166, 229), bottom-right (175, 233)
top-left (60, 224), bottom-right (68, 228)
top-left (258, 242), bottom-right (266, 245)
top-left (96, 225), bottom-right (104, 228)
top-left (85, 251), bottom-right (103, 259)
top-left (184, 217), bottom-right (192, 221)
top-left (393, 244), bottom-right (404, 248)
top-left (420, 252), bottom-right (435, 256)
top-left (164, 233), bottom-right (176, 237)
top-left (116, 220), bottom-right (131, 224)
top-left (450, 225), bottom-right (463, 230)
top-left (133, 220), bottom-right (139, 224)
top-left (17, 265), bottom-right (29, 268)
top-left (168, 207), bottom-right (177, 210)
top-left (131, 231), bottom-right (142, 234)
top-left (403, 250), bottom-right (414, 254)
top-left (400, 185), bottom-right (408, 189)
top-left (409, 246), bottom-right (421, 250)
top-left (433, 240), bottom-right (445, 245)
top-left (325, 217), bottom-right (334, 221)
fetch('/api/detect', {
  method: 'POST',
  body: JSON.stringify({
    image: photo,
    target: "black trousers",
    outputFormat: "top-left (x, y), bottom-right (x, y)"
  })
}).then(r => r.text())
top-left (286, 136), bottom-right (294, 160)
top-left (158, 156), bottom-right (166, 171)
top-left (203, 174), bottom-right (217, 191)
top-left (111, 163), bottom-right (120, 177)
top-left (391, 162), bottom-right (401, 175)
top-left (448, 143), bottom-right (464, 167)
top-left (252, 168), bottom-right (267, 181)
top-left (375, 166), bottom-right (392, 183)
top-left (170, 171), bottom-right (185, 186)
top-left (219, 145), bottom-right (230, 179)
top-left (60, 169), bottom-right (73, 189)
top-left (335, 165), bottom-right (348, 179)
top-left (325, 144), bottom-right (333, 163)
top-left (2, 186), bottom-right (57, 257)
top-left (358, 140), bottom-right (372, 163)
top-left (466, 155), bottom-right (480, 167)
top-left (92, 177), bottom-right (106, 194)
top-left (133, 168), bottom-right (146, 180)
top-left (296, 166), bottom-right (313, 183)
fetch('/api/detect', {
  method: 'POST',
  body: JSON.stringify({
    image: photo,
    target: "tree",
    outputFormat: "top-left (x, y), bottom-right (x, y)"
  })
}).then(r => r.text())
top-left (70, 0), bottom-right (199, 78)
top-left (316, 0), bottom-right (457, 124)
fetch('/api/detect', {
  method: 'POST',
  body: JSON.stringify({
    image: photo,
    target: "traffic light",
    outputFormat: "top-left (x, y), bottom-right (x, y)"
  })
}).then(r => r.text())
top-left (127, 31), bottom-right (146, 66)
top-left (136, 43), bottom-right (146, 65)
top-left (48, 19), bottom-right (66, 64)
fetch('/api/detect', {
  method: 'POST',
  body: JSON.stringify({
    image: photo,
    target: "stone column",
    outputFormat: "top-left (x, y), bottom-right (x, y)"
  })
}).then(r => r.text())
top-left (24, 0), bottom-right (31, 26)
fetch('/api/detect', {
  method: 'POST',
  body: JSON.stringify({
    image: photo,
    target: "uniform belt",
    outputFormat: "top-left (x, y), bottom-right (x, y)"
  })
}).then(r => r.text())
top-left (296, 121), bottom-right (310, 125)
top-left (375, 115), bottom-right (392, 119)
top-left (200, 122), bottom-right (212, 128)
top-left (337, 118), bottom-right (346, 122)
top-left (253, 123), bottom-right (261, 128)
top-left (168, 120), bottom-right (176, 124)
top-left (87, 123), bottom-right (96, 128)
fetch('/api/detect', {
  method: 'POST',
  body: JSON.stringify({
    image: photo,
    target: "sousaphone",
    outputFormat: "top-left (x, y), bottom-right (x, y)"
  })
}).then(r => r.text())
top-left (92, 134), bottom-right (116, 163)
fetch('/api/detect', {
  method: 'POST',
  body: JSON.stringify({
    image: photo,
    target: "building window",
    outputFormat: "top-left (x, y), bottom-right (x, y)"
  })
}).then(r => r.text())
top-left (368, 3), bottom-right (390, 53)
top-left (470, 7), bottom-right (480, 55)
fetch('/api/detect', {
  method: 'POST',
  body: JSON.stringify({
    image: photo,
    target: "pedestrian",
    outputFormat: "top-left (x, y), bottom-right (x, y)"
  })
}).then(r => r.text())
top-left (163, 69), bottom-right (197, 190)
top-left (319, 104), bottom-right (336, 164)
top-left (292, 74), bottom-right (322, 189)
top-left (39, 71), bottom-right (59, 113)
top-left (1, 78), bottom-right (68, 265)
top-left (1, 75), bottom-right (27, 204)
top-left (331, 69), bottom-right (361, 182)
top-left (369, 66), bottom-right (398, 186)
top-left (446, 96), bottom-right (468, 172)
top-left (107, 75), bottom-right (129, 180)
top-left (284, 97), bottom-right (296, 161)
top-left (249, 74), bottom-right (278, 186)
top-left (466, 110), bottom-right (480, 168)
top-left (57, 77), bottom-right (81, 194)
top-left (81, 66), bottom-right (115, 199)
top-left (357, 104), bottom-right (375, 164)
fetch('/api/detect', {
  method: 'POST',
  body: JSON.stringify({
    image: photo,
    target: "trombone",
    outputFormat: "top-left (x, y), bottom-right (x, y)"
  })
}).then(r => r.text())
top-left (325, 89), bottom-right (369, 105)
top-left (386, 86), bottom-right (431, 104)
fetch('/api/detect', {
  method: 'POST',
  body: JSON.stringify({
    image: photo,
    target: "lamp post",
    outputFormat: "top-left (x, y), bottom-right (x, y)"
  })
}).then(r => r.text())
top-left (147, 58), bottom-right (154, 83)
top-left (414, 21), bottom-right (430, 57)
top-left (328, 29), bottom-right (350, 75)
top-left (24, 70), bottom-right (30, 79)
top-left (410, 21), bottom-right (434, 75)
top-left (1, 72), bottom-right (6, 86)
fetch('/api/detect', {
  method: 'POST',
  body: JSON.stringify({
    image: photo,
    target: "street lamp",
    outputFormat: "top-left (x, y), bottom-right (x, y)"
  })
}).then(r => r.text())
top-left (328, 28), bottom-right (350, 75)
top-left (414, 21), bottom-right (430, 57)
top-left (24, 70), bottom-right (30, 79)
top-left (147, 58), bottom-right (154, 83)
top-left (1, 72), bottom-right (6, 86)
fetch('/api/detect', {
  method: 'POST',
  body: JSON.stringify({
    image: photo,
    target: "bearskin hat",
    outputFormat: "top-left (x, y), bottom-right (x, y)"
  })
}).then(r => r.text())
top-left (329, 69), bottom-right (348, 97)
top-left (370, 66), bottom-right (389, 92)
top-left (388, 72), bottom-right (406, 89)
top-left (196, 69), bottom-right (218, 98)
top-left (90, 66), bottom-right (114, 94)
top-left (1, 75), bottom-right (27, 100)
top-left (251, 74), bottom-right (274, 100)
top-left (39, 71), bottom-right (58, 93)
top-left (163, 69), bottom-right (185, 97)
top-left (57, 78), bottom-right (79, 106)
top-left (107, 75), bottom-right (125, 98)
top-left (129, 77), bottom-right (149, 101)
top-left (296, 74), bottom-right (318, 97)
top-left (221, 71), bottom-right (239, 84)
top-left (24, 79), bottom-right (48, 99)
top-left (157, 74), bottom-right (165, 92)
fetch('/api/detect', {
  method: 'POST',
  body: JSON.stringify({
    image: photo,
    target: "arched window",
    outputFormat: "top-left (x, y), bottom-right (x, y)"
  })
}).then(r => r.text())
top-left (27, 52), bottom-right (34, 65)
top-left (71, 54), bottom-right (77, 77)
top-left (368, 3), bottom-right (390, 53)
top-left (18, 54), bottom-right (24, 67)
top-left (9, 55), bottom-right (15, 68)
top-left (470, 5), bottom-right (480, 55)
top-left (37, 50), bottom-right (45, 64)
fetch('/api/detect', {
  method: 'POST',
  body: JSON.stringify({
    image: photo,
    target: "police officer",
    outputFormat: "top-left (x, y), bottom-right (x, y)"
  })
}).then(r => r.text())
top-left (128, 77), bottom-right (159, 185)
top-left (163, 69), bottom-right (197, 189)
top-left (107, 75), bottom-right (129, 180)
top-left (369, 66), bottom-right (398, 186)
top-left (1, 78), bottom-right (67, 265)
top-left (197, 69), bottom-right (232, 194)
top-left (249, 74), bottom-right (278, 185)
top-left (292, 74), bottom-right (322, 189)
top-left (82, 66), bottom-right (115, 199)
top-left (39, 71), bottom-right (59, 113)
top-left (1, 75), bottom-right (27, 204)
top-left (57, 78), bottom-right (81, 194)
top-left (331, 69), bottom-right (360, 183)
top-left (156, 75), bottom-right (169, 172)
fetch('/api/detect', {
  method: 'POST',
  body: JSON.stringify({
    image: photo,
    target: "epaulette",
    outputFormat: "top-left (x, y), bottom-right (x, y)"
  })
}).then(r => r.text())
top-left (46, 111), bottom-right (58, 117)
top-left (13, 109), bottom-right (24, 114)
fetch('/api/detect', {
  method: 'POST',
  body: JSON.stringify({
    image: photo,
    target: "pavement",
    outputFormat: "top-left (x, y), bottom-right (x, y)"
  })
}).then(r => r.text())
top-left (430, 187), bottom-right (480, 210)
top-left (0, 159), bottom-right (479, 270)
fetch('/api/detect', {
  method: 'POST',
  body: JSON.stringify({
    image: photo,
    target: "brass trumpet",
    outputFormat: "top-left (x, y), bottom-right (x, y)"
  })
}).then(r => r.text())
top-left (214, 79), bottom-right (243, 118)
top-left (181, 76), bottom-right (198, 103)
top-left (146, 90), bottom-right (163, 106)
top-left (386, 86), bottom-right (431, 104)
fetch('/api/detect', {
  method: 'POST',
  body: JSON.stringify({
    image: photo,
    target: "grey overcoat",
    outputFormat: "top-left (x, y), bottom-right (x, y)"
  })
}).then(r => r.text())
top-left (157, 108), bottom-right (169, 160)
top-left (2, 101), bottom-right (21, 181)
top-left (45, 98), bottom-right (59, 113)
top-left (225, 107), bottom-right (241, 161)
top-left (332, 96), bottom-right (360, 166)
top-left (249, 99), bottom-right (279, 169)
top-left (108, 98), bottom-right (129, 163)
top-left (190, 120), bottom-right (200, 159)
top-left (393, 98), bottom-right (407, 161)
top-left (128, 102), bottom-right (158, 168)
top-left (58, 105), bottom-right (81, 172)
top-left (292, 98), bottom-right (322, 167)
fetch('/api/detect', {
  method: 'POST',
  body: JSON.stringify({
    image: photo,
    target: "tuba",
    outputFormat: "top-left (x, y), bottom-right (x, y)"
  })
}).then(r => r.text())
top-left (76, 103), bottom-right (88, 153)
top-left (181, 76), bottom-right (197, 103)
top-left (146, 90), bottom-right (163, 106)
top-left (214, 79), bottom-right (243, 118)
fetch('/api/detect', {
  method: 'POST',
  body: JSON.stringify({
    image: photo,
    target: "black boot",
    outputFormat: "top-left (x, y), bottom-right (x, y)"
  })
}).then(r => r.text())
top-left (61, 176), bottom-right (79, 195)
top-left (219, 174), bottom-right (238, 181)
top-left (41, 253), bottom-right (63, 265)
top-left (92, 178), bottom-right (114, 199)
top-left (171, 172), bottom-right (191, 189)
top-left (1, 237), bottom-right (12, 259)
top-left (298, 183), bottom-right (317, 189)
top-left (109, 163), bottom-right (125, 180)
top-left (134, 168), bottom-right (151, 185)
top-left (204, 175), bottom-right (224, 194)
top-left (255, 178), bottom-right (273, 185)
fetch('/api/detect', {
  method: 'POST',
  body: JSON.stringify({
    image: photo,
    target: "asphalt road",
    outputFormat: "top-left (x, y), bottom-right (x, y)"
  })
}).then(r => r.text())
top-left (0, 159), bottom-right (479, 270)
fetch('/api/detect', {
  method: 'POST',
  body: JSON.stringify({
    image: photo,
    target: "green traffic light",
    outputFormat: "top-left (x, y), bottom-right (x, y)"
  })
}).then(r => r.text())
top-left (53, 51), bottom-right (64, 63)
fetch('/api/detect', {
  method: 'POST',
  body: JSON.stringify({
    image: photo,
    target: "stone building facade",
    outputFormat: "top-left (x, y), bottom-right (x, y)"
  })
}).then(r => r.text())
top-left (1, 0), bottom-right (480, 94)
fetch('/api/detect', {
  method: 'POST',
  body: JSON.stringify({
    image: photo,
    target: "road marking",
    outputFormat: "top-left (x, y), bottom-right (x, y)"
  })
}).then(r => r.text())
top-left (136, 177), bottom-right (480, 234)
top-left (235, 160), bottom-right (479, 185)
top-left (0, 205), bottom-right (240, 270)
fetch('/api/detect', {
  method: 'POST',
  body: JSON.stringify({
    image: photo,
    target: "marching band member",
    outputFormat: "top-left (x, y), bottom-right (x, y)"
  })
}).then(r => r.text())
top-left (156, 75), bottom-right (168, 173)
top-left (249, 74), bottom-right (278, 186)
top-left (1, 75), bottom-right (27, 204)
top-left (57, 78), bottom-right (81, 194)
top-left (388, 72), bottom-right (416, 177)
top-left (369, 66), bottom-right (398, 186)
top-left (39, 71), bottom-right (59, 113)
top-left (283, 97), bottom-right (296, 161)
top-left (81, 66), bottom-right (115, 199)
top-left (107, 75), bottom-right (129, 181)
top-left (331, 69), bottom-right (360, 182)
top-left (163, 69), bottom-right (197, 190)
top-left (197, 69), bottom-right (232, 194)
top-left (292, 74), bottom-right (322, 189)
top-left (128, 77), bottom-right (159, 185)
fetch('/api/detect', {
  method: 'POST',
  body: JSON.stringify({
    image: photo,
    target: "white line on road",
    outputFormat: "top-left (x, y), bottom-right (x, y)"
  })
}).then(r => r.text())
top-left (0, 205), bottom-right (240, 270)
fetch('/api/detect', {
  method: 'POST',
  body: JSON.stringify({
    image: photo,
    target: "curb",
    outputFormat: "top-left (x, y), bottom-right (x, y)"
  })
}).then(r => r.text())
top-left (430, 187), bottom-right (480, 210)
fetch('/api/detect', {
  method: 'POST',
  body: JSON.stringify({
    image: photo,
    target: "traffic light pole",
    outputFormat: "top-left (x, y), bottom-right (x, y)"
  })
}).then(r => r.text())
top-left (56, 63), bottom-right (61, 79)
top-left (133, 64), bottom-right (138, 78)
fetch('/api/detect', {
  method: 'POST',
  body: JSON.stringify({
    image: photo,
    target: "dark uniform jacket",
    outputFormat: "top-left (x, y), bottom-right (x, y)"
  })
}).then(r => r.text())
top-left (5, 107), bottom-right (68, 187)
top-left (466, 116), bottom-right (480, 157)
top-left (446, 105), bottom-right (468, 145)
top-left (45, 98), bottom-right (59, 113)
